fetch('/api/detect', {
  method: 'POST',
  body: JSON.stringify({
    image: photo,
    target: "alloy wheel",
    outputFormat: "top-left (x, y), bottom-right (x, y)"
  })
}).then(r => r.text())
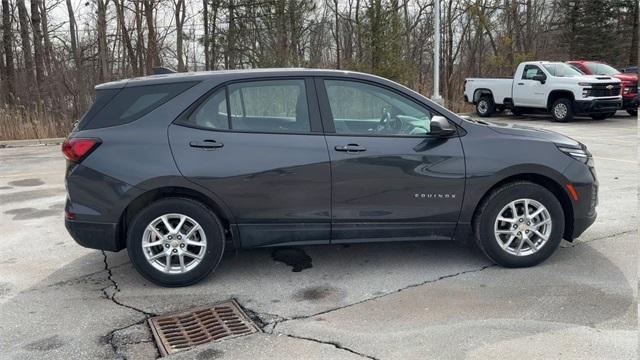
top-left (493, 198), bottom-right (552, 256)
top-left (142, 213), bottom-right (207, 274)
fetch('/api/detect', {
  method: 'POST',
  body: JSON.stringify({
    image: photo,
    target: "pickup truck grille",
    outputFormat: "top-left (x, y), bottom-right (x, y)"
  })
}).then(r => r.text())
top-left (586, 83), bottom-right (621, 97)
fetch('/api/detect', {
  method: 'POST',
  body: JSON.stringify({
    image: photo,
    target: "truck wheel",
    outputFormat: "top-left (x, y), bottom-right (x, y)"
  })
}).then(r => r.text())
top-left (550, 98), bottom-right (573, 122)
top-left (473, 181), bottom-right (565, 268)
top-left (627, 108), bottom-right (637, 116)
top-left (476, 96), bottom-right (495, 117)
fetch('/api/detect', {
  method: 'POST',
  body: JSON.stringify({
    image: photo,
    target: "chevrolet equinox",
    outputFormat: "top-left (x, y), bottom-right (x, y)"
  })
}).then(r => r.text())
top-left (63, 69), bottom-right (598, 286)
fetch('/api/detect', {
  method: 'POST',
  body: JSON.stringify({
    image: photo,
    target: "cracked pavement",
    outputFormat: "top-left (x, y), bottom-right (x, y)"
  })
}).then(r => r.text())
top-left (0, 112), bottom-right (637, 359)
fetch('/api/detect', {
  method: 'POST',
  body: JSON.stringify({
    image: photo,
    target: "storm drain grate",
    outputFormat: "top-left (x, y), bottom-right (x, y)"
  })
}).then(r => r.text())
top-left (148, 299), bottom-right (260, 356)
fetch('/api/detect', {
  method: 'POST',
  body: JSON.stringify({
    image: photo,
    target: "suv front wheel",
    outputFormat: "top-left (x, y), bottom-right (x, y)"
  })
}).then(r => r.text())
top-left (127, 198), bottom-right (225, 287)
top-left (474, 182), bottom-right (565, 267)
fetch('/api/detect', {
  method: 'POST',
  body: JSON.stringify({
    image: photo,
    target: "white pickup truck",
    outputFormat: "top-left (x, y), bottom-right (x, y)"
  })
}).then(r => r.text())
top-left (463, 61), bottom-right (623, 122)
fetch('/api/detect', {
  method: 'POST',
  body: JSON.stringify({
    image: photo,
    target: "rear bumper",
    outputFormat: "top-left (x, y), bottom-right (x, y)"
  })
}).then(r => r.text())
top-left (65, 218), bottom-right (123, 251)
top-left (574, 99), bottom-right (622, 114)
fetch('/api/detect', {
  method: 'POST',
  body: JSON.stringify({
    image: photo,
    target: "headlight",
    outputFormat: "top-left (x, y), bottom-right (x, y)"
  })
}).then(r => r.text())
top-left (624, 86), bottom-right (634, 94)
top-left (578, 82), bottom-right (594, 87)
top-left (556, 144), bottom-right (591, 163)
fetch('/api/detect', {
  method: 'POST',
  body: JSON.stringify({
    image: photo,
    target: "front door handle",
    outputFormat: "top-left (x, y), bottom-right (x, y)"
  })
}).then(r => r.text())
top-left (335, 144), bottom-right (367, 153)
top-left (189, 140), bottom-right (224, 149)
top-left (517, 82), bottom-right (524, 85)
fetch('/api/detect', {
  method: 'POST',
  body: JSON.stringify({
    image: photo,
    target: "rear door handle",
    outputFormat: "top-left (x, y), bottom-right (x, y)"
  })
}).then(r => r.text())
top-left (517, 82), bottom-right (524, 85)
top-left (189, 140), bottom-right (224, 149)
top-left (335, 144), bottom-right (367, 153)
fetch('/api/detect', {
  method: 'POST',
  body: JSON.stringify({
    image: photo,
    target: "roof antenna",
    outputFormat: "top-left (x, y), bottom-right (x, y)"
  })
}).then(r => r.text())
top-left (152, 67), bottom-right (176, 75)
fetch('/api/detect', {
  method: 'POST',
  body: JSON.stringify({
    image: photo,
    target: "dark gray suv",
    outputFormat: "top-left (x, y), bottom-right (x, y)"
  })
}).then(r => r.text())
top-left (63, 69), bottom-right (598, 286)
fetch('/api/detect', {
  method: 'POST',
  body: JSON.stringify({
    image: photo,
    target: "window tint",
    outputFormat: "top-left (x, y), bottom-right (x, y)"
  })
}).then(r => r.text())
top-left (85, 82), bottom-right (196, 129)
top-left (227, 80), bottom-right (310, 133)
top-left (324, 80), bottom-right (433, 136)
top-left (522, 65), bottom-right (544, 80)
top-left (183, 89), bottom-right (229, 129)
top-left (76, 88), bottom-right (119, 130)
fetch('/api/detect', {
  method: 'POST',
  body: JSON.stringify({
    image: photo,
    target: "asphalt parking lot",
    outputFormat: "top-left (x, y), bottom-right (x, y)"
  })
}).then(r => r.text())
top-left (0, 111), bottom-right (637, 359)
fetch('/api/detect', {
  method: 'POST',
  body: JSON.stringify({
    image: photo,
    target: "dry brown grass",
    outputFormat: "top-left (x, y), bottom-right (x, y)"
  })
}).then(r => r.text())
top-left (0, 103), bottom-right (75, 141)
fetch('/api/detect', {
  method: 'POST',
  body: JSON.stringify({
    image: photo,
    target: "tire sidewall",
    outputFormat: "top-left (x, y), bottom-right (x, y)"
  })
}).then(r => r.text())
top-left (551, 98), bottom-right (573, 122)
top-left (476, 96), bottom-right (494, 117)
top-left (127, 198), bottom-right (225, 287)
top-left (476, 183), bottom-right (565, 268)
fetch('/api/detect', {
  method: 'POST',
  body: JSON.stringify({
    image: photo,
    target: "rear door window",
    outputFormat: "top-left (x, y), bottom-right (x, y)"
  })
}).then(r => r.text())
top-left (83, 82), bottom-right (197, 130)
top-left (227, 80), bottom-right (310, 133)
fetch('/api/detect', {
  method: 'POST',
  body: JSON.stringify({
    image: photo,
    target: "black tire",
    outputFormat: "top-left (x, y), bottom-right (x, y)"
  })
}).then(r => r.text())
top-left (127, 197), bottom-right (225, 287)
top-left (627, 108), bottom-right (637, 117)
top-left (590, 112), bottom-right (615, 120)
top-left (550, 98), bottom-right (574, 122)
top-left (476, 96), bottom-right (495, 117)
top-left (473, 181), bottom-right (565, 268)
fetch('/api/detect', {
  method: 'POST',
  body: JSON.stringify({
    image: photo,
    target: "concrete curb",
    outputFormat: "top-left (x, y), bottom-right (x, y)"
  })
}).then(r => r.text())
top-left (0, 137), bottom-right (65, 148)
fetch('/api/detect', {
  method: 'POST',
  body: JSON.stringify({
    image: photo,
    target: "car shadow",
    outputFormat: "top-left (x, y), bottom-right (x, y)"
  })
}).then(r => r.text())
top-left (0, 239), bottom-right (635, 358)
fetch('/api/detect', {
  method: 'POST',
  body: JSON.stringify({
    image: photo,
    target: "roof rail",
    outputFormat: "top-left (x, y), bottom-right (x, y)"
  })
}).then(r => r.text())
top-left (152, 67), bottom-right (176, 75)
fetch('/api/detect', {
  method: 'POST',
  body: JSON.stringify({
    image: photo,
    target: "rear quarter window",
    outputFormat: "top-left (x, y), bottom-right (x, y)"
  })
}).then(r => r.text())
top-left (81, 82), bottom-right (197, 130)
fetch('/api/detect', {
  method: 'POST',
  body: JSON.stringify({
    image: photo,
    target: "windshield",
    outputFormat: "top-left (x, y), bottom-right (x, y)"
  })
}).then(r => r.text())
top-left (542, 63), bottom-right (583, 77)
top-left (585, 62), bottom-right (621, 75)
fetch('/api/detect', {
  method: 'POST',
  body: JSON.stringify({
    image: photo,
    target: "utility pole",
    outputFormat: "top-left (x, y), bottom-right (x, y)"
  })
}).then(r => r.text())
top-left (432, 0), bottom-right (443, 105)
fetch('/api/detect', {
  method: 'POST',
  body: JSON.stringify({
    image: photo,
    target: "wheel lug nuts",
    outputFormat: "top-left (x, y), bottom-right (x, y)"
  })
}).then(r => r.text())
top-left (180, 244), bottom-right (185, 248)
top-left (172, 249), bottom-right (177, 253)
top-left (168, 235), bottom-right (172, 240)
top-left (165, 244), bottom-right (170, 248)
top-left (525, 230), bottom-right (530, 234)
top-left (177, 235), bottom-right (182, 240)
top-left (519, 219), bottom-right (523, 222)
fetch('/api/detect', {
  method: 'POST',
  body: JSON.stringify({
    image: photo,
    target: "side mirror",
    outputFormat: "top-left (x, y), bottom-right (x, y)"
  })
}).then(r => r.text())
top-left (430, 116), bottom-right (456, 137)
top-left (533, 74), bottom-right (547, 84)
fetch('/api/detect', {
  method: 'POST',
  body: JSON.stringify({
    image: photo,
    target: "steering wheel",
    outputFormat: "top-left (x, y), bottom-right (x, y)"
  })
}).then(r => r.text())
top-left (377, 108), bottom-right (401, 133)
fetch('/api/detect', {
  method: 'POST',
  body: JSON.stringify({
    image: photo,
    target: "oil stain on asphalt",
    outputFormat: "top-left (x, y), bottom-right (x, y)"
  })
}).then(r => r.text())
top-left (271, 248), bottom-right (312, 272)
top-left (8, 178), bottom-right (45, 187)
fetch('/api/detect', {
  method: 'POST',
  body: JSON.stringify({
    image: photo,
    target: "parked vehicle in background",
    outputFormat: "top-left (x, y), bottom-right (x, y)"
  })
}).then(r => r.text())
top-left (567, 61), bottom-right (638, 116)
top-left (619, 66), bottom-right (638, 74)
top-left (63, 69), bottom-right (598, 286)
top-left (464, 61), bottom-right (623, 122)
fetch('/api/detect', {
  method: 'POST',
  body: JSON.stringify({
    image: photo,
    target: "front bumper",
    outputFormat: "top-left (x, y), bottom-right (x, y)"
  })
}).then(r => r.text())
top-left (570, 212), bottom-right (597, 240)
top-left (65, 218), bottom-right (123, 251)
top-left (574, 99), bottom-right (622, 114)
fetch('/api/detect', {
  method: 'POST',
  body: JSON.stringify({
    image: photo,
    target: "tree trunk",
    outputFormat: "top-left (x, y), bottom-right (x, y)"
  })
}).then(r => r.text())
top-left (630, 0), bottom-right (639, 66)
top-left (30, 0), bottom-right (46, 87)
top-left (115, 0), bottom-right (139, 76)
top-left (333, 0), bottom-right (340, 69)
top-left (2, 0), bottom-right (15, 99)
top-left (202, 0), bottom-right (210, 70)
top-left (16, 0), bottom-right (34, 88)
top-left (96, 0), bottom-right (109, 82)
top-left (39, 0), bottom-right (53, 75)
top-left (175, 0), bottom-right (186, 71)
top-left (144, 0), bottom-right (161, 73)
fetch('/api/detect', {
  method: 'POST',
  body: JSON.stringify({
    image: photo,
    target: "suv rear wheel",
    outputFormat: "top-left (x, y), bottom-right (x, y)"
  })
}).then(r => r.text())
top-left (476, 95), bottom-right (495, 117)
top-left (474, 181), bottom-right (565, 267)
top-left (127, 198), bottom-right (225, 287)
top-left (550, 98), bottom-right (574, 122)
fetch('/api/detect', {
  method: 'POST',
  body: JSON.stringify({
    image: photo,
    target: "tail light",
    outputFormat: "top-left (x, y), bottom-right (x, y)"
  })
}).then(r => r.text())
top-left (62, 138), bottom-right (101, 162)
